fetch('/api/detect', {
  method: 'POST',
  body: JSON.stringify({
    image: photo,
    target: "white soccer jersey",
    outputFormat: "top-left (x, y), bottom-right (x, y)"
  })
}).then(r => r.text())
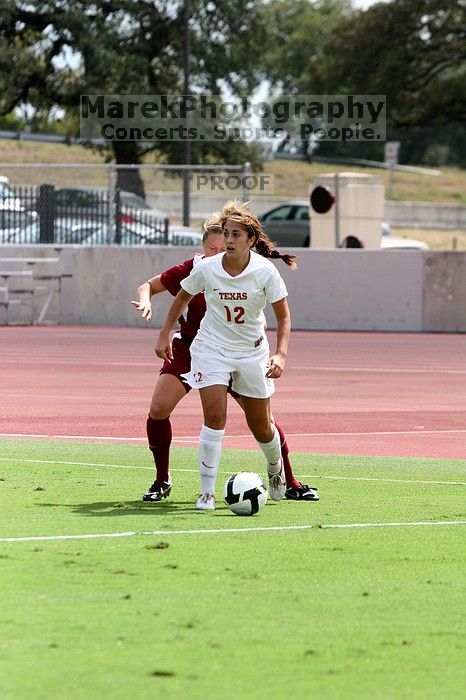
top-left (180, 250), bottom-right (288, 351)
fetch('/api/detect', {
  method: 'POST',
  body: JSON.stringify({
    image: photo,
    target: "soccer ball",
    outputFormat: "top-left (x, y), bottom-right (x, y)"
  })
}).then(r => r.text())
top-left (223, 472), bottom-right (268, 516)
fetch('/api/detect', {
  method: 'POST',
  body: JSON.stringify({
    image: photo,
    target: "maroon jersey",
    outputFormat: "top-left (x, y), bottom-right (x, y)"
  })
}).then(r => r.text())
top-left (160, 257), bottom-right (206, 339)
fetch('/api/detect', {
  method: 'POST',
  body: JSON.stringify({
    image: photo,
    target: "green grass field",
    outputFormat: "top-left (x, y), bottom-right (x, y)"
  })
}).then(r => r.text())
top-left (1, 439), bottom-right (465, 700)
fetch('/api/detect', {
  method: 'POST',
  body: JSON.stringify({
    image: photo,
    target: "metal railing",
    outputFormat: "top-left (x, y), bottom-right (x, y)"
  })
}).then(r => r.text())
top-left (0, 183), bottom-right (169, 245)
top-left (0, 162), bottom-right (252, 245)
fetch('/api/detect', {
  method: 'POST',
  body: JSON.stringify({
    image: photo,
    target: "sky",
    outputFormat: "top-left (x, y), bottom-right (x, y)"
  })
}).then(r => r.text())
top-left (353, 0), bottom-right (389, 8)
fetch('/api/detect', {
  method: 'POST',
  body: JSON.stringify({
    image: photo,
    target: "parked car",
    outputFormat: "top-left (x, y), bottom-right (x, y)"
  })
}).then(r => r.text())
top-left (53, 186), bottom-right (169, 235)
top-left (259, 201), bottom-right (310, 247)
top-left (380, 235), bottom-right (429, 250)
top-left (380, 221), bottom-right (429, 250)
top-left (166, 226), bottom-right (203, 247)
top-left (81, 224), bottom-right (203, 247)
top-left (0, 176), bottom-right (23, 211)
top-left (0, 176), bottom-right (38, 240)
top-left (7, 218), bottom-right (103, 244)
top-left (339, 228), bottom-right (429, 250)
top-left (81, 221), bottom-right (165, 246)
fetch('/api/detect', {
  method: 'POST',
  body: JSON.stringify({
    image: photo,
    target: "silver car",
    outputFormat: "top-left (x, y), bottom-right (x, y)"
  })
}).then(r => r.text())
top-left (81, 224), bottom-right (203, 247)
top-left (54, 187), bottom-right (169, 236)
top-left (259, 201), bottom-right (310, 247)
top-left (7, 218), bottom-right (103, 244)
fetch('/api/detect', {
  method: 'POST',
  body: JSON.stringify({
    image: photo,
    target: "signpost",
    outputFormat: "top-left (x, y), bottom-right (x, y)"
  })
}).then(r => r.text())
top-left (385, 141), bottom-right (400, 199)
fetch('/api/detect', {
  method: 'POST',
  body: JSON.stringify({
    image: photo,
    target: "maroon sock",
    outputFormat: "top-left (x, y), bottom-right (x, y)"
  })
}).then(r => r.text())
top-left (274, 420), bottom-right (300, 489)
top-left (146, 415), bottom-right (172, 484)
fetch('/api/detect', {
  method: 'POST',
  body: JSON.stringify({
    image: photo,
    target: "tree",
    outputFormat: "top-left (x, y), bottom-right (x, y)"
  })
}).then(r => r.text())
top-left (256, 0), bottom-right (466, 165)
top-left (0, 0), bottom-right (269, 194)
top-left (308, 0), bottom-right (466, 128)
top-left (261, 0), bottom-right (352, 93)
top-left (258, 0), bottom-right (353, 158)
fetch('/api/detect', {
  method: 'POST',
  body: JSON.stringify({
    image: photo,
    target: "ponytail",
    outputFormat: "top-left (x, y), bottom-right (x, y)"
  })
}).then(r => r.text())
top-left (255, 238), bottom-right (297, 270)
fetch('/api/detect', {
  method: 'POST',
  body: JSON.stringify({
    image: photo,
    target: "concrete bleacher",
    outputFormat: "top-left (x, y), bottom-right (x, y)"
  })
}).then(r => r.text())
top-left (0, 255), bottom-right (71, 325)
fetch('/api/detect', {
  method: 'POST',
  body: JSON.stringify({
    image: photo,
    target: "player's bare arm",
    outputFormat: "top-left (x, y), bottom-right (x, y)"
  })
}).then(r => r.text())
top-left (131, 275), bottom-right (167, 322)
top-left (266, 297), bottom-right (291, 378)
top-left (155, 288), bottom-right (194, 361)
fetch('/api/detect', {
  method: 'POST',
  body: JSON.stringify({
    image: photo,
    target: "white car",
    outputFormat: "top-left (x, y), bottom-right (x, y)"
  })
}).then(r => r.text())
top-left (381, 222), bottom-right (429, 250)
top-left (81, 223), bottom-right (203, 246)
top-left (166, 226), bottom-right (203, 247)
top-left (0, 176), bottom-right (23, 211)
top-left (0, 176), bottom-right (38, 241)
top-left (7, 217), bottom-right (103, 244)
top-left (337, 224), bottom-right (430, 250)
top-left (380, 236), bottom-right (429, 250)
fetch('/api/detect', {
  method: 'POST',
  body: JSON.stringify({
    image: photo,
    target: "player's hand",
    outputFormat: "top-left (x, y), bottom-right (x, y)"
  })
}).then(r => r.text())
top-left (130, 299), bottom-right (152, 322)
top-left (155, 331), bottom-right (173, 361)
top-left (266, 353), bottom-right (285, 379)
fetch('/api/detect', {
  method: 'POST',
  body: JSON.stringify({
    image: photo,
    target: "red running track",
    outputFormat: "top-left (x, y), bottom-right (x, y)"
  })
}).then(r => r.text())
top-left (1, 326), bottom-right (466, 460)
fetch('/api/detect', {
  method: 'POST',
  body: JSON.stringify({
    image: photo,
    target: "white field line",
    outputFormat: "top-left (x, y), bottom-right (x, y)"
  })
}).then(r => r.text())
top-left (300, 475), bottom-right (466, 485)
top-left (0, 434), bottom-right (149, 441)
top-left (292, 366), bottom-right (466, 375)
top-left (0, 456), bottom-right (464, 485)
top-left (2, 520), bottom-right (466, 543)
top-left (262, 430), bottom-right (466, 437)
top-left (0, 359), bottom-right (156, 367)
top-left (0, 393), bottom-right (140, 401)
top-left (1, 357), bottom-right (466, 374)
top-left (2, 428), bottom-right (466, 442)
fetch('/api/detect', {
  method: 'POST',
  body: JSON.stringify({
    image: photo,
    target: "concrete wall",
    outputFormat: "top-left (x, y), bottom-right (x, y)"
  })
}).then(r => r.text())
top-left (423, 253), bottom-right (466, 332)
top-left (272, 250), bottom-right (425, 331)
top-left (385, 201), bottom-right (466, 230)
top-left (1, 245), bottom-right (465, 332)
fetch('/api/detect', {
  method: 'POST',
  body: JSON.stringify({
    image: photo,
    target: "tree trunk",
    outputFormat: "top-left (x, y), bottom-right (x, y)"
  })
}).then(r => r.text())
top-left (111, 141), bottom-right (145, 199)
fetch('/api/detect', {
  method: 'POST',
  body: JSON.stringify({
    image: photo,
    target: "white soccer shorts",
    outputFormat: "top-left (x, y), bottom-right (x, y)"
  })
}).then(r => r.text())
top-left (183, 337), bottom-right (275, 399)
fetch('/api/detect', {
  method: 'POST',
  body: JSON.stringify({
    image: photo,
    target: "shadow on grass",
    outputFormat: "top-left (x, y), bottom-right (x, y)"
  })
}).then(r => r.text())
top-left (38, 500), bottom-right (212, 517)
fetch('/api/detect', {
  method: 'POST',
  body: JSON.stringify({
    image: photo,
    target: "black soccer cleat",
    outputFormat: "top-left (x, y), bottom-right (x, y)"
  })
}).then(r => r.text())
top-left (142, 480), bottom-right (172, 502)
top-left (285, 482), bottom-right (319, 501)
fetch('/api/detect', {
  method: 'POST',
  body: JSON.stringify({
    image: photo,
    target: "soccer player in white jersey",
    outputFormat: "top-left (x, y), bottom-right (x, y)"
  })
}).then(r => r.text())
top-left (132, 215), bottom-right (318, 504)
top-left (155, 201), bottom-right (297, 510)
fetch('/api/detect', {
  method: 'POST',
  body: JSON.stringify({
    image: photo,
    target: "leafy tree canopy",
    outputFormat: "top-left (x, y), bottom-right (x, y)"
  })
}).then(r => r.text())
top-left (260, 0), bottom-right (466, 166)
top-left (261, 0), bottom-right (353, 93)
top-left (307, 0), bottom-right (466, 128)
top-left (0, 0), bottom-right (269, 192)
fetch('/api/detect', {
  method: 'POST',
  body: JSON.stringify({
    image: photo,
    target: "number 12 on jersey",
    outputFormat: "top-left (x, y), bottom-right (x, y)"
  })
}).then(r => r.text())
top-left (224, 305), bottom-right (245, 324)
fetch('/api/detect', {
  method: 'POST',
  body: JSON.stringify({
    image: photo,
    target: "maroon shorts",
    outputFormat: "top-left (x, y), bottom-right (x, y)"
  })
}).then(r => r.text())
top-left (160, 333), bottom-right (240, 398)
top-left (159, 334), bottom-right (193, 392)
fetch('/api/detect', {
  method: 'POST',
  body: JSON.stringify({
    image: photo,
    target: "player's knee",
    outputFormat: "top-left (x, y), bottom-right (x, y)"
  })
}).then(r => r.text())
top-left (247, 420), bottom-right (273, 444)
top-left (149, 401), bottom-right (172, 420)
top-left (254, 429), bottom-right (274, 443)
top-left (203, 409), bottom-right (227, 430)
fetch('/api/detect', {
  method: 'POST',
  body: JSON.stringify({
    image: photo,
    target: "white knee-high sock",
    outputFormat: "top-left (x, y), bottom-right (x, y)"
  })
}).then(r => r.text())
top-left (257, 426), bottom-right (282, 475)
top-left (199, 425), bottom-right (224, 494)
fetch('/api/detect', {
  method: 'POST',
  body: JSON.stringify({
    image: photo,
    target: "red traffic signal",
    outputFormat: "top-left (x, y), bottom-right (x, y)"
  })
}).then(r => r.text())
top-left (310, 185), bottom-right (335, 214)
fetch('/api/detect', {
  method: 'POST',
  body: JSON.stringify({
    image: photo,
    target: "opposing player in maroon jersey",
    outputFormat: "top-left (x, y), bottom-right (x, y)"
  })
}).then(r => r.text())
top-left (131, 216), bottom-right (318, 504)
